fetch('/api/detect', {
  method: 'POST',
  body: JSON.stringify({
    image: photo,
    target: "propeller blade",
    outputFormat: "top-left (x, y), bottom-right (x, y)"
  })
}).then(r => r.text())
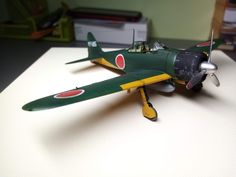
top-left (186, 29), bottom-right (220, 90)
top-left (209, 73), bottom-right (220, 87)
top-left (186, 70), bottom-right (206, 89)
top-left (132, 29), bottom-right (135, 49)
top-left (208, 29), bottom-right (214, 63)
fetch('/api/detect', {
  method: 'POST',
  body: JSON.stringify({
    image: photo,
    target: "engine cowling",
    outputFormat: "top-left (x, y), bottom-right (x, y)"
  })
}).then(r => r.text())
top-left (174, 51), bottom-right (208, 82)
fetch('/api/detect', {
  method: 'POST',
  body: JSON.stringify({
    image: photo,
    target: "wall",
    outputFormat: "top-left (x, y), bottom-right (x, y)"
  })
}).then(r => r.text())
top-left (48, 0), bottom-right (216, 40)
top-left (0, 0), bottom-right (216, 40)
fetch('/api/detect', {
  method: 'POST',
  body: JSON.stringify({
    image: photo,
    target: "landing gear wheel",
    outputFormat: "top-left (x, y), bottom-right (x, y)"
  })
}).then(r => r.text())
top-left (139, 87), bottom-right (158, 121)
top-left (191, 83), bottom-right (203, 92)
top-left (142, 103), bottom-right (157, 121)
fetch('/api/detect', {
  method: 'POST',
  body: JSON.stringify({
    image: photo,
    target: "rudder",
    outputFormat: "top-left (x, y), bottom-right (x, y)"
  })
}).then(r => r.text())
top-left (65, 32), bottom-right (104, 65)
top-left (87, 32), bottom-right (103, 58)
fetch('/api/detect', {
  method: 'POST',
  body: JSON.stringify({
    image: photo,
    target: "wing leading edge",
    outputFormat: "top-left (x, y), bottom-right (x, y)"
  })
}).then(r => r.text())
top-left (23, 70), bottom-right (171, 111)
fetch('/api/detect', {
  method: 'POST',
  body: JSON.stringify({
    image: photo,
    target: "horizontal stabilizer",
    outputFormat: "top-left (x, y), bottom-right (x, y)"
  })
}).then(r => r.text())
top-left (66, 57), bottom-right (96, 64)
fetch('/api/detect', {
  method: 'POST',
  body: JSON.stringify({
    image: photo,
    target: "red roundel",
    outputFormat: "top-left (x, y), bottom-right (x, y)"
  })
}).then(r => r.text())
top-left (54, 89), bottom-right (85, 99)
top-left (115, 54), bottom-right (125, 69)
top-left (196, 41), bottom-right (215, 47)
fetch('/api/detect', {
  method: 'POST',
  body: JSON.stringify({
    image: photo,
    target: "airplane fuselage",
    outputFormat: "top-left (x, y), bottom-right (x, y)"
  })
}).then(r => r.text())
top-left (97, 48), bottom-right (208, 83)
top-left (22, 32), bottom-right (221, 120)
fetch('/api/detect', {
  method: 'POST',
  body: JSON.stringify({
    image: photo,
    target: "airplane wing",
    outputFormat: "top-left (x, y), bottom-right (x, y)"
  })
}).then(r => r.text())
top-left (22, 70), bottom-right (171, 111)
top-left (187, 39), bottom-right (224, 53)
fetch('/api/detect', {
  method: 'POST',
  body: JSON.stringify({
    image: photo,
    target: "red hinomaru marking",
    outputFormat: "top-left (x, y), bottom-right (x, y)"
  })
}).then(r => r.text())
top-left (196, 41), bottom-right (215, 47)
top-left (115, 54), bottom-right (125, 69)
top-left (54, 89), bottom-right (85, 99)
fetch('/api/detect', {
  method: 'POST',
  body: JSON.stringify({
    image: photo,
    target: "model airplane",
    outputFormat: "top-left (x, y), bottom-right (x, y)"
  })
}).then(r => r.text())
top-left (23, 31), bottom-right (223, 121)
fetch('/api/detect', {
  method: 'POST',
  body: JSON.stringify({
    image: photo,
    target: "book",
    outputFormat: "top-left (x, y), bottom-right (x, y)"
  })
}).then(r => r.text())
top-left (220, 1), bottom-right (236, 50)
top-left (221, 22), bottom-right (236, 34)
top-left (68, 7), bottom-right (142, 22)
top-left (224, 8), bottom-right (236, 23)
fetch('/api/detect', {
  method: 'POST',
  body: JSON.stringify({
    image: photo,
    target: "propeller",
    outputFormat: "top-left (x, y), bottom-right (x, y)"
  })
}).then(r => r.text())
top-left (186, 29), bottom-right (220, 89)
top-left (209, 73), bottom-right (220, 87)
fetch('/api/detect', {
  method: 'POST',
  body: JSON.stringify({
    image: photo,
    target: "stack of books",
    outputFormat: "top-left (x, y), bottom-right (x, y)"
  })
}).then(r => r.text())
top-left (220, 1), bottom-right (236, 50)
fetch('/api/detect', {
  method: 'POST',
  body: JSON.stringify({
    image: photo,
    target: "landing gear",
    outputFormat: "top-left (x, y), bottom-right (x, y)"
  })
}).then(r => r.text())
top-left (139, 87), bottom-right (157, 121)
top-left (191, 83), bottom-right (203, 92)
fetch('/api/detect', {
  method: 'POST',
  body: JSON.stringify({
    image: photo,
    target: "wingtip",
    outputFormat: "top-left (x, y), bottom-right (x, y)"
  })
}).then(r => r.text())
top-left (22, 103), bottom-right (34, 111)
top-left (22, 100), bottom-right (47, 112)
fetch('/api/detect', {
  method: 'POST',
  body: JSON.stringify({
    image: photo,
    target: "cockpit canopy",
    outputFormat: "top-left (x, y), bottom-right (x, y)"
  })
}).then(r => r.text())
top-left (128, 41), bottom-right (167, 53)
top-left (151, 42), bottom-right (167, 51)
top-left (128, 41), bottom-right (149, 53)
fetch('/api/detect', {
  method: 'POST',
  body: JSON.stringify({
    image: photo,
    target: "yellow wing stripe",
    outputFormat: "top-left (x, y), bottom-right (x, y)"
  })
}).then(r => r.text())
top-left (94, 58), bottom-right (118, 69)
top-left (120, 73), bottom-right (171, 90)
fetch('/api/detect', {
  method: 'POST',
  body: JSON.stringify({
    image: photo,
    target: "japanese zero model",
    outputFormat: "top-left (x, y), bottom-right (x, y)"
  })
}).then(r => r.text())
top-left (23, 31), bottom-right (223, 121)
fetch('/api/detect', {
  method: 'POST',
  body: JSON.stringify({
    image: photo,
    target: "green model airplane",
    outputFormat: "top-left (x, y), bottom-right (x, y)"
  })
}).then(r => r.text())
top-left (23, 31), bottom-right (223, 121)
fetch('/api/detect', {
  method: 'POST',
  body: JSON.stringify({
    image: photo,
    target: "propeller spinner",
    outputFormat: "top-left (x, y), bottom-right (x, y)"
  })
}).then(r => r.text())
top-left (186, 30), bottom-right (220, 90)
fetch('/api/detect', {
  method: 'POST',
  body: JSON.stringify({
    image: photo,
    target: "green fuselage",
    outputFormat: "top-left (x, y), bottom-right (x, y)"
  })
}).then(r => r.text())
top-left (102, 48), bottom-right (179, 77)
top-left (22, 32), bottom-right (222, 114)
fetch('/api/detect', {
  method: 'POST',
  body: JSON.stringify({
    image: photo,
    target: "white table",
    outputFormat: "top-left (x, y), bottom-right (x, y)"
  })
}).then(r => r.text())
top-left (1, 48), bottom-right (236, 177)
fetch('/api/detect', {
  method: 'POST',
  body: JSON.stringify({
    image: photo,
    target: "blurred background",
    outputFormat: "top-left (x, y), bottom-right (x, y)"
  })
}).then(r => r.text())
top-left (0, 0), bottom-right (218, 40)
top-left (0, 0), bottom-right (235, 92)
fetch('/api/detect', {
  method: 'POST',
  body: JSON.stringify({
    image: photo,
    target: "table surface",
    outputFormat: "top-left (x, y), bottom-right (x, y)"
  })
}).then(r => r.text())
top-left (1, 48), bottom-right (236, 177)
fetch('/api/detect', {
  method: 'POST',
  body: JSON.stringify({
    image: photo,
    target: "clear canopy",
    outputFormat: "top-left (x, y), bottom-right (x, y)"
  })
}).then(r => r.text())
top-left (128, 41), bottom-right (167, 53)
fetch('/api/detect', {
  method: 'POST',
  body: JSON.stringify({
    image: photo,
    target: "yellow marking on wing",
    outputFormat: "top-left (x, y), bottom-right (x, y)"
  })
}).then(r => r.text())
top-left (120, 73), bottom-right (171, 90)
top-left (94, 58), bottom-right (118, 69)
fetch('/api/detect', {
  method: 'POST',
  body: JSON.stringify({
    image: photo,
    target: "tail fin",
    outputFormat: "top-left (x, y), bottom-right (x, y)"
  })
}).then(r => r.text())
top-left (66, 32), bottom-right (103, 64)
top-left (87, 32), bottom-right (103, 58)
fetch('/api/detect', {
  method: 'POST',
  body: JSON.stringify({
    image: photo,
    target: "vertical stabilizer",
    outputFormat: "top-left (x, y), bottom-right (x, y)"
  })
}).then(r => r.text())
top-left (66, 33), bottom-right (104, 64)
top-left (87, 32), bottom-right (103, 58)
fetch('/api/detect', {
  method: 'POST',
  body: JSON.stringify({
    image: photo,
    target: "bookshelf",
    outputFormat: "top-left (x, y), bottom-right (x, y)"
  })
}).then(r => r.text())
top-left (212, 0), bottom-right (236, 50)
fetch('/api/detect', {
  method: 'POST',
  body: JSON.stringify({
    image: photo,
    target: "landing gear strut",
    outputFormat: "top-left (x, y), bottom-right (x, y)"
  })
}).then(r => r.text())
top-left (139, 87), bottom-right (157, 121)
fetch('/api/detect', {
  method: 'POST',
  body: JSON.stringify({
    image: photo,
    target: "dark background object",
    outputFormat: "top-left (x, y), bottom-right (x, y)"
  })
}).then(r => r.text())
top-left (229, 0), bottom-right (236, 3)
top-left (67, 7), bottom-right (142, 22)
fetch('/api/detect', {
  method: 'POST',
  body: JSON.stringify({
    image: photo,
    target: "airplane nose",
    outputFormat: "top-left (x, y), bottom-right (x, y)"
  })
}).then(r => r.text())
top-left (199, 61), bottom-right (218, 74)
